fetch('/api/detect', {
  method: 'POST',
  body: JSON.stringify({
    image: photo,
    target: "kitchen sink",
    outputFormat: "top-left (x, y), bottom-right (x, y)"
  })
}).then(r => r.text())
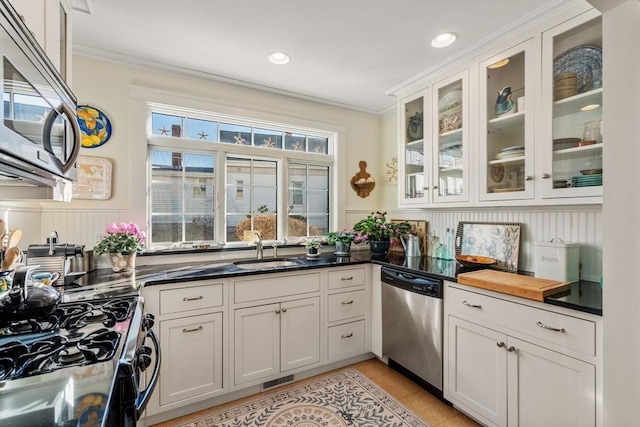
top-left (233, 258), bottom-right (301, 269)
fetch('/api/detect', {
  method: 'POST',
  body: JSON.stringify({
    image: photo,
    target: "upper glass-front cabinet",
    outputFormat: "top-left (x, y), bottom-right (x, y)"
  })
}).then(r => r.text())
top-left (540, 10), bottom-right (602, 199)
top-left (399, 89), bottom-right (429, 206)
top-left (479, 38), bottom-right (536, 201)
top-left (432, 70), bottom-right (469, 203)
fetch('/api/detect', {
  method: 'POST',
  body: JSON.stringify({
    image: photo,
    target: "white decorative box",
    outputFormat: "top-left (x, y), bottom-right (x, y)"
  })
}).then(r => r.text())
top-left (534, 239), bottom-right (580, 282)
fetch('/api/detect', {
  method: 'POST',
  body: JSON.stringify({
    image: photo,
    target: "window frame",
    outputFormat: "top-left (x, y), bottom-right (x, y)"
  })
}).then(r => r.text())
top-left (144, 101), bottom-right (338, 247)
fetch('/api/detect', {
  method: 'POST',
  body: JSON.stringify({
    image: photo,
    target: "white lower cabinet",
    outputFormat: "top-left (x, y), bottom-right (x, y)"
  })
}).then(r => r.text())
top-left (159, 313), bottom-right (224, 405)
top-left (445, 283), bottom-right (600, 427)
top-left (234, 296), bottom-right (320, 385)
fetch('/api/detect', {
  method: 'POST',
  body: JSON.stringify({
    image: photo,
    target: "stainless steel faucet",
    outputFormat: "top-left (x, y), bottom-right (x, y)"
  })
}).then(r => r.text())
top-left (254, 234), bottom-right (263, 259)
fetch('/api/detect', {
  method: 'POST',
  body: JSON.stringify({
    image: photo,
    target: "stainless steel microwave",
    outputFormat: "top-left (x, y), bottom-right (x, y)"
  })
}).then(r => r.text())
top-left (0, 0), bottom-right (80, 200)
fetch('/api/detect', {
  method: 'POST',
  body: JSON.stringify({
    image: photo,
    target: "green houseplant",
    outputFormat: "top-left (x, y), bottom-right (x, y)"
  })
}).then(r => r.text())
top-left (304, 238), bottom-right (322, 257)
top-left (353, 212), bottom-right (411, 255)
top-left (326, 229), bottom-right (360, 256)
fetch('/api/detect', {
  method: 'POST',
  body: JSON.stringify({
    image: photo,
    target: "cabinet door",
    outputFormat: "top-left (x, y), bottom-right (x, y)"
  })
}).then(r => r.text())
top-left (432, 69), bottom-right (470, 203)
top-left (539, 9), bottom-right (602, 200)
top-left (398, 89), bottom-right (430, 206)
top-left (448, 316), bottom-right (507, 427)
top-left (159, 313), bottom-right (223, 405)
top-left (234, 303), bottom-right (280, 385)
top-left (507, 337), bottom-right (595, 427)
top-left (281, 297), bottom-right (320, 372)
top-left (479, 38), bottom-right (536, 202)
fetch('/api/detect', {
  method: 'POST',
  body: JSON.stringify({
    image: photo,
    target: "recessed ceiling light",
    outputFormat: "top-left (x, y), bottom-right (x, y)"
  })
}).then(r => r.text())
top-left (580, 104), bottom-right (600, 111)
top-left (488, 58), bottom-right (510, 69)
top-left (431, 32), bottom-right (458, 48)
top-left (269, 52), bottom-right (290, 65)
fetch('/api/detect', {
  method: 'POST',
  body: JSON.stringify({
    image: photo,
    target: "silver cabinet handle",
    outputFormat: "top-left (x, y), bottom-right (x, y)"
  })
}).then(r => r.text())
top-left (462, 300), bottom-right (482, 309)
top-left (282, 307), bottom-right (287, 313)
top-left (183, 296), bottom-right (203, 302)
top-left (341, 333), bottom-right (353, 339)
top-left (541, 173), bottom-right (551, 179)
top-left (341, 300), bottom-right (354, 305)
top-left (525, 176), bottom-right (533, 181)
top-left (341, 276), bottom-right (353, 281)
top-left (422, 186), bottom-right (429, 190)
top-left (496, 342), bottom-right (505, 348)
top-left (432, 186), bottom-right (438, 189)
top-left (275, 309), bottom-right (281, 314)
top-left (507, 346), bottom-right (516, 352)
top-left (182, 326), bottom-right (203, 333)
top-left (536, 321), bottom-right (565, 333)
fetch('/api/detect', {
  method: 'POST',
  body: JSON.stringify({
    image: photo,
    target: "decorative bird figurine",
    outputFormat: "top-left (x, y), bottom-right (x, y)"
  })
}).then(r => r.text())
top-left (495, 86), bottom-right (516, 117)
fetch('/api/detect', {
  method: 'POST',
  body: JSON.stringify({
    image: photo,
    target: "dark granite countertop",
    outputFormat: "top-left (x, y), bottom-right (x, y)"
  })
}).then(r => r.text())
top-left (68, 251), bottom-right (601, 316)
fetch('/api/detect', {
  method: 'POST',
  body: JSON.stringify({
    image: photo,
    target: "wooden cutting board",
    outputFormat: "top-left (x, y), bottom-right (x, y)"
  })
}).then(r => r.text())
top-left (457, 269), bottom-right (570, 302)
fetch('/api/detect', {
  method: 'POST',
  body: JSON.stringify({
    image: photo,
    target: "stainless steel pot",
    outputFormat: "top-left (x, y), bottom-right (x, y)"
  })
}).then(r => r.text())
top-left (70, 250), bottom-right (94, 273)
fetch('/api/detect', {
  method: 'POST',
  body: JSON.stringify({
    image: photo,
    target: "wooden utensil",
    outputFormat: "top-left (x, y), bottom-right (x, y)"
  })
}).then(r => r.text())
top-left (7, 229), bottom-right (21, 249)
top-left (1, 246), bottom-right (19, 271)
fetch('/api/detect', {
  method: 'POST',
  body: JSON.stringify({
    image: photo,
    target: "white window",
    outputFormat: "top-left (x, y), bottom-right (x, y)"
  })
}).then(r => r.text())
top-left (147, 108), bottom-right (333, 246)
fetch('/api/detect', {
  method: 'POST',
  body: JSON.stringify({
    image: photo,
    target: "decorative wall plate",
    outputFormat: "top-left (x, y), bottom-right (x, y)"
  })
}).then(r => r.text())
top-left (77, 105), bottom-right (113, 148)
top-left (553, 45), bottom-right (602, 94)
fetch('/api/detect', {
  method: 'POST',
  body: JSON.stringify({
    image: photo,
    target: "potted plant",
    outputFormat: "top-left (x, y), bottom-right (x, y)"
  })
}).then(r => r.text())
top-left (304, 238), bottom-right (322, 258)
top-left (94, 222), bottom-right (146, 272)
top-left (353, 212), bottom-right (411, 255)
top-left (326, 229), bottom-right (360, 256)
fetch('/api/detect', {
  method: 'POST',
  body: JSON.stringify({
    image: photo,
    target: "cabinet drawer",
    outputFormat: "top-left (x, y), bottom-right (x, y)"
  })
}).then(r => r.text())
top-left (448, 286), bottom-right (595, 356)
top-left (327, 290), bottom-right (366, 323)
top-left (234, 272), bottom-right (320, 303)
top-left (160, 283), bottom-right (224, 315)
top-left (328, 267), bottom-right (365, 290)
top-left (327, 320), bottom-right (365, 360)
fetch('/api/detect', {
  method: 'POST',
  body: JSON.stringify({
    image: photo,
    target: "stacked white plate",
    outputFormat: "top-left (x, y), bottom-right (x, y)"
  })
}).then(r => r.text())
top-left (496, 146), bottom-right (525, 160)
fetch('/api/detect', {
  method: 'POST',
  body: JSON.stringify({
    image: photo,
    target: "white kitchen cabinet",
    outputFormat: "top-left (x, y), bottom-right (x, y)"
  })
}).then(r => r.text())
top-left (159, 313), bottom-right (223, 405)
top-left (538, 9), bottom-right (603, 201)
top-left (478, 37), bottom-right (537, 202)
top-left (234, 296), bottom-right (320, 386)
top-left (397, 69), bottom-right (470, 207)
top-left (141, 280), bottom-right (227, 417)
top-left (9, 0), bottom-right (72, 81)
top-left (398, 89), bottom-right (429, 206)
top-left (445, 283), bottom-right (599, 427)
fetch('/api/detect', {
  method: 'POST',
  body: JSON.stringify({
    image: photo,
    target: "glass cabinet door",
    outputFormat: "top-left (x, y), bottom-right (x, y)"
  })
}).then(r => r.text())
top-left (541, 10), bottom-right (602, 199)
top-left (399, 89), bottom-right (429, 205)
top-left (433, 70), bottom-right (469, 203)
top-left (479, 38), bottom-right (535, 201)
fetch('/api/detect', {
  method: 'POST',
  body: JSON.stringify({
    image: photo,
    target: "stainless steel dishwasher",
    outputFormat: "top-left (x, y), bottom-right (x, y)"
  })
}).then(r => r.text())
top-left (381, 266), bottom-right (443, 393)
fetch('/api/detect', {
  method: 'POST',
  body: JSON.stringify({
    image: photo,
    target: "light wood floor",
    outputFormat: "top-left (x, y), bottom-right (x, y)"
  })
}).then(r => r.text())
top-left (154, 358), bottom-right (480, 427)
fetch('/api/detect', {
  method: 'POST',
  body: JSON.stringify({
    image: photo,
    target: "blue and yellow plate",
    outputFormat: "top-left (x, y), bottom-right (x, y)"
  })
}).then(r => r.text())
top-left (77, 105), bottom-right (112, 148)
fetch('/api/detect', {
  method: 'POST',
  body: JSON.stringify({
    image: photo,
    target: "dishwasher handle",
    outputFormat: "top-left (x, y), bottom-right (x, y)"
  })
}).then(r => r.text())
top-left (381, 267), bottom-right (443, 298)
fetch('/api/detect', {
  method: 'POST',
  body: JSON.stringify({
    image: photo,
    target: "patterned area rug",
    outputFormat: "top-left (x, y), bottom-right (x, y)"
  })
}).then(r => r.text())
top-left (179, 368), bottom-right (429, 427)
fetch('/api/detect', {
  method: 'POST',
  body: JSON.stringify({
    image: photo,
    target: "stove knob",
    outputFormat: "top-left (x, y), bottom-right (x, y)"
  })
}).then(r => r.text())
top-left (136, 345), bottom-right (153, 371)
top-left (143, 314), bottom-right (155, 330)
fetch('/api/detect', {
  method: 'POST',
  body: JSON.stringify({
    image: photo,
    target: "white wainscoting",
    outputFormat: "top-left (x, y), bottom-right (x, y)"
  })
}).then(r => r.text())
top-left (346, 206), bottom-right (602, 282)
top-left (0, 204), bottom-right (602, 282)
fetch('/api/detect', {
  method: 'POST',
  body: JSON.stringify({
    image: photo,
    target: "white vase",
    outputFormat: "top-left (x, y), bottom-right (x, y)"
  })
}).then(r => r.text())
top-left (110, 252), bottom-right (136, 272)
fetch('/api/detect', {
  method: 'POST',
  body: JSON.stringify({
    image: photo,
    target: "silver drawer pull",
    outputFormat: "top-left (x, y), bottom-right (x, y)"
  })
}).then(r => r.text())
top-left (341, 300), bottom-right (354, 305)
top-left (183, 296), bottom-right (204, 302)
top-left (183, 326), bottom-right (203, 333)
top-left (507, 346), bottom-right (517, 352)
top-left (462, 300), bottom-right (482, 309)
top-left (341, 276), bottom-right (354, 281)
top-left (341, 333), bottom-right (353, 339)
top-left (536, 321), bottom-right (565, 333)
top-left (496, 342), bottom-right (505, 348)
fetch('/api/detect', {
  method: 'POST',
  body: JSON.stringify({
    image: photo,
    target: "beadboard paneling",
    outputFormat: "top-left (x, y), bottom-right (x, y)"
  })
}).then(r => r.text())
top-left (346, 207), bottom-right (602, 282)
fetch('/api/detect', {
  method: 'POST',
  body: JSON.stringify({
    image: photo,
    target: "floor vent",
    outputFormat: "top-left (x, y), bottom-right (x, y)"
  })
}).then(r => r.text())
top-left (262, 374), bottom-right (294, 390)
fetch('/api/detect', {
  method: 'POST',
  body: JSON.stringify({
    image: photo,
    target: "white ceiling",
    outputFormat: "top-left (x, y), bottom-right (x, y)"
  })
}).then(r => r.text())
top-left (70, 0), bottom-right (569, 115)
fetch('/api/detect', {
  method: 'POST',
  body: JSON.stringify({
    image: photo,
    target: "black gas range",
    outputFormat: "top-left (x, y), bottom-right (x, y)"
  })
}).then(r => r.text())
top-left (0, 272), bottom-right (159, 427)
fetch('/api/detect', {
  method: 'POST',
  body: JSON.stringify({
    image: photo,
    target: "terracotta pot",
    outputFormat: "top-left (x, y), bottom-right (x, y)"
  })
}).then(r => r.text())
top-left (110, 252), bottom-right (136, 272)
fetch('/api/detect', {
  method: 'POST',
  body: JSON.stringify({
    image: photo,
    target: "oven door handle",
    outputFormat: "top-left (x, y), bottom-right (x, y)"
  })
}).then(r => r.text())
top-left (136, 327), bottom-right (161, 419)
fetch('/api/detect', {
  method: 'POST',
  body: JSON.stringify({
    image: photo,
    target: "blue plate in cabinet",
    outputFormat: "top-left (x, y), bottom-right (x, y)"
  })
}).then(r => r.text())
top-left (553, 45), bottom-right (602, 94)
